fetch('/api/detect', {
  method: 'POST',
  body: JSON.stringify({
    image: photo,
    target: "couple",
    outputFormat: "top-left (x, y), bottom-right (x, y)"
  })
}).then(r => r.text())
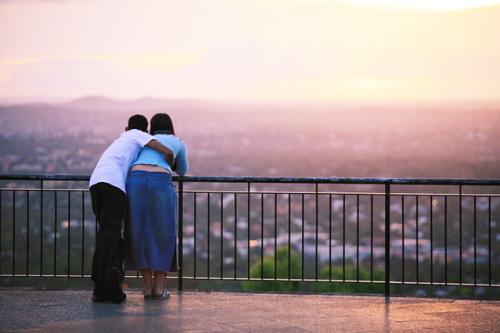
top-left (89, 113), bottom-right (188, 303)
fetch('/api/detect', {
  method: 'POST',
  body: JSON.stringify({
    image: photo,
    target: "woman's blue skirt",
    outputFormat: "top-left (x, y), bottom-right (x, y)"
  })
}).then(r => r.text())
top-left (124, 171), bottom-right (178, 272)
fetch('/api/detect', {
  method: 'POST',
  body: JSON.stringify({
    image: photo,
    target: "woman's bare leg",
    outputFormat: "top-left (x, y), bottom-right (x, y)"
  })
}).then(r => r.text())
top-left (140, 268), bottom-right (153, 297)
top-left (153, 271), bottom-right (165, 296)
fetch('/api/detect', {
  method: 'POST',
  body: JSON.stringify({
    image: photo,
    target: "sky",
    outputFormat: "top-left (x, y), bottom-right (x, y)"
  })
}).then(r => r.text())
top-left (0, 0), bottom-right (499, 103)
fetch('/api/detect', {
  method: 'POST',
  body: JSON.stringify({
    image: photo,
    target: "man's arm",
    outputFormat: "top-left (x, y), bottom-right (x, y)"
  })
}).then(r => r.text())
top-left (146, 140), bottom-right (175, 168)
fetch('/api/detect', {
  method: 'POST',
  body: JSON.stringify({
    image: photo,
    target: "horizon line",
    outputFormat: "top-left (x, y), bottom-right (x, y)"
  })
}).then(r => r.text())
top-left (1, 94), bottom-right (500, 107)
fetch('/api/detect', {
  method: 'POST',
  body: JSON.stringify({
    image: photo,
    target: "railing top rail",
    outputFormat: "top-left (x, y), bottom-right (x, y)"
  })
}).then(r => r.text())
top-left (1, 174), bottom-right (500, 186)
top-left (0, 174), bottom-right (90, 181)
top-left (176, 176), bottom-right (500, 186)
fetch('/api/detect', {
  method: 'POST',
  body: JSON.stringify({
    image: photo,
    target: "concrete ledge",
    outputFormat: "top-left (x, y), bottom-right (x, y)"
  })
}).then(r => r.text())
top-left (1, 289), bottom-right (499, 332)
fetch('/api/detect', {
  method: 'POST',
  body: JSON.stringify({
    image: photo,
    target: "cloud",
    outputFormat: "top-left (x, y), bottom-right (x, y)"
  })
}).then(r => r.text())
top-left (0, 57), bottom-right (54, 84)
top-left (0, 0), bottom-right (67, 2)
top-left (0, 70), bottom-right (12, 84)
top-left (89, 53), bottom-right (203, 72)
top-left (0, 57), bottom-right (52, 66)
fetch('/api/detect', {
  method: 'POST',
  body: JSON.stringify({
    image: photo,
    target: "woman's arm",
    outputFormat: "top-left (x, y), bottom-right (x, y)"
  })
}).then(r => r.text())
top-left (174, 144), bottom-right (189, 176)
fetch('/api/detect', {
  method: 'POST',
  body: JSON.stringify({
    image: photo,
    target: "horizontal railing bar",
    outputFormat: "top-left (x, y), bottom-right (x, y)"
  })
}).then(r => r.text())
top-left (0, 188), bottom-right (89, 192)
top-left (1, 274), bottom-right (91, 278)
top-left (6, 273), bottom-right (499, 288)
top-left (174, 277), bottom-right (500, 287)
top-left (390, 193), bottom-right (500, 197)
top-left (3, 187), bottom-right (499, 198)
top-left (2, 174), bottom-right (500, 186)
top-left (177, 176), bottom-right (500, 186)
top-left (389, 282), bottom-right (500, 287)
top-left (0, 175), bottom-right (90, 181)
top-left (3, 273), bottom-right (180, 279)
top-left (179, 277), bottom-right (387, 283)
top-left (182, 190), bottom-right (387, 195)
top-left (181, 190), bottom-right (500, 197)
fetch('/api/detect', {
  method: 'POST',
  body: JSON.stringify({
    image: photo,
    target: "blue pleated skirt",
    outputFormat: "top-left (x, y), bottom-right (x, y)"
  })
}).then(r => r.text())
top-left (124, 171), bottom-right (178, 272)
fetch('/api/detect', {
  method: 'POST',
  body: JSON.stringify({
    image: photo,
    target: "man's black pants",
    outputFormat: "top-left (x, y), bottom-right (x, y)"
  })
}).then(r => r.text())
top-left (90, 182), bottom-right (126, 297)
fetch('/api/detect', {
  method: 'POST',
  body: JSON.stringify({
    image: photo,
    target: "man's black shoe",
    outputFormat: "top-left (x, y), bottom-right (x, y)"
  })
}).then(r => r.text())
top-left (107, 266), bottom-right (126, 303)
top-left (108, 291), bottom-right (127, 304)
top-left (91, 294), bottom-right (106, 302)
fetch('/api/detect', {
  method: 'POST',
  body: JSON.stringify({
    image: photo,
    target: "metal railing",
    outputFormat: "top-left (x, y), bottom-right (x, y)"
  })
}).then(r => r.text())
top-left (1, 174), bottom-right (499, 297)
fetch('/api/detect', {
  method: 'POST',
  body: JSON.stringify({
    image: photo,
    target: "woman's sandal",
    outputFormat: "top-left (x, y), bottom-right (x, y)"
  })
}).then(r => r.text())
top-left (152, 289), bottom-right (170, 299)
top-left (143, 290), bottom-right (153, 299)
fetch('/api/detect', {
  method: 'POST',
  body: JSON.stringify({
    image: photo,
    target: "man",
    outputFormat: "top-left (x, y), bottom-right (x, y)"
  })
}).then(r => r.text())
top-left (89, 114), bottom-right (174, 303)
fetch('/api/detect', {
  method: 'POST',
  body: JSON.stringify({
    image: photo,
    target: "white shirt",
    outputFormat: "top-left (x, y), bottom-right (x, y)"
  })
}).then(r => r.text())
top-left (89, 129), bottom-right (154, 193)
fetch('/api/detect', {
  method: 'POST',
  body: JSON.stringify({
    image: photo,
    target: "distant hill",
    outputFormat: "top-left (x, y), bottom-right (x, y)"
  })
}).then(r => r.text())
top-left (61, 95), bottom-right (126, 111)
top-left (2, 94), bottom-right (500, 114)
top-left (59, 95), bottom-right (234, 113)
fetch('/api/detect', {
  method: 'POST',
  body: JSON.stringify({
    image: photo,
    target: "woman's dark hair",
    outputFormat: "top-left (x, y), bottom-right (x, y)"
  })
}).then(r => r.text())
top-left (128, 114), bottom-right (148, 132)
top-left (150, 113), bottom-right (175, 135)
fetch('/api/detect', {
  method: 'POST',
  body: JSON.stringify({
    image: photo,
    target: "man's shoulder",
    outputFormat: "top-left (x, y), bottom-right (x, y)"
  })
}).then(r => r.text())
top-left (122, 128), bottom-right (149, 136)
top-left (120, 129), bottom-right (154, 141)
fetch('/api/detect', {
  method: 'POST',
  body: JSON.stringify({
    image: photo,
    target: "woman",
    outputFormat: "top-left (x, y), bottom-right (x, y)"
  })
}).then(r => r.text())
top-left (124, 113), bottom-right (188, 299)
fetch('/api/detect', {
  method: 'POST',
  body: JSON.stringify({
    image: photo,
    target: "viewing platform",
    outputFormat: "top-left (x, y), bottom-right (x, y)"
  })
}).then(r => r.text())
top-left (1, 288), bottom-right (499, 332)
top-left (1, 175), bottom-right (500, 331)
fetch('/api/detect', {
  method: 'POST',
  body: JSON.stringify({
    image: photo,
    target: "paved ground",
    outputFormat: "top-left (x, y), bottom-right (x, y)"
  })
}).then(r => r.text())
top-left (0, 289), bottom-right (499, 332)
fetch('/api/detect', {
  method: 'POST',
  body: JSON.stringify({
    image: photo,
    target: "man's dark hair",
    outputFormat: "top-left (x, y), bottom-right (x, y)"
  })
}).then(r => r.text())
top-left (128, 114), bottom-right (148, 132)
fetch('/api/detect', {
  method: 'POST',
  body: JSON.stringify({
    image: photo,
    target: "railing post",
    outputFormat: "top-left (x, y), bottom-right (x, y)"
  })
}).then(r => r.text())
top-left (40, 180), bottom-right (44, 277)
top-left (459, 184), bottom-right (463, 286)
top-left (385, 182), bottom-right (391, 297)
top-left (177, 178), bottom-right (184, 291)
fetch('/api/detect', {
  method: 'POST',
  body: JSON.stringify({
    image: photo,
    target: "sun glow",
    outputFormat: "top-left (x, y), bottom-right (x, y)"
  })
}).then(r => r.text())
top-left (338, 0), bottom-right (500, 10)
top-left (1, 0), bottom-right (499, 102)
